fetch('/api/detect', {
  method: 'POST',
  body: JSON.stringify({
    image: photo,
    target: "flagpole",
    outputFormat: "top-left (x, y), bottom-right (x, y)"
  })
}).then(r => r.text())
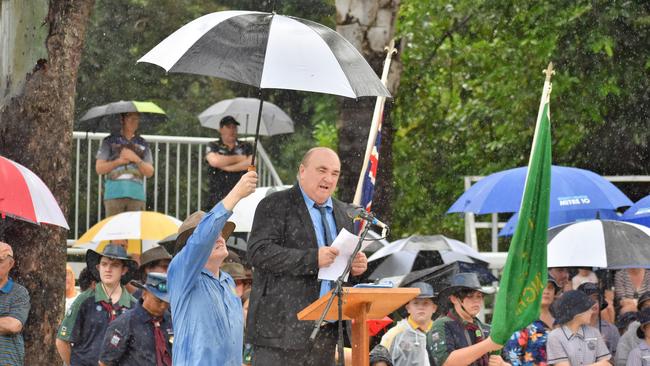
top-left (352, 39), bottom-right (397, 206)
top-left (516, 62), bottom-right (554, 212)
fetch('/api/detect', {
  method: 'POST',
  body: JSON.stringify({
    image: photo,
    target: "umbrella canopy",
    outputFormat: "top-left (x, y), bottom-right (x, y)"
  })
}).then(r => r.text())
top-left (499, 209), bottom-right (620, 237)
top-left (75, 211), bottom-right (182, 249)
top-left (78, 100), bottom-right (166, 132)
top-left (367, 235), bottom-right (487, 280)
top-left (547, 219), bottom-right (650, 269)
top-left (448, 165), bottom-right (632, 214)
top-left (138, 10), bottom-right (390, 166)
top-left (0, 155), bottom-right (69, 229)
top-left (229, 185), bottom-right (291, 233)
top-left (137, 11), bottom-right (390, 99)
top-left (199, 98), bottom-right (294, 136)
top-left (621, 195), bottom-right (650, 227)
top-left (395, 261), bottom-right (497, 291)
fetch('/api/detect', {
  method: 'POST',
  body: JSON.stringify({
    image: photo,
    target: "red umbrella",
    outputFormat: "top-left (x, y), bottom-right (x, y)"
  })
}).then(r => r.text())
top-left (0, 156), bottom-right (69, 229)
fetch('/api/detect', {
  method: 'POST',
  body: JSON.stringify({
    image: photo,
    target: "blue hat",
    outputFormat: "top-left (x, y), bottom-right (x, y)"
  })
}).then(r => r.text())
top-left (637, 308), bottom-right (650, 339)
top-left (132, 272), bottom-right (169, 303)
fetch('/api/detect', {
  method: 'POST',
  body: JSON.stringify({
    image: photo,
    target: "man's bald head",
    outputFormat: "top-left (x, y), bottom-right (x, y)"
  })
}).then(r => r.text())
top-left (300, 147), bottom-right (339, 168)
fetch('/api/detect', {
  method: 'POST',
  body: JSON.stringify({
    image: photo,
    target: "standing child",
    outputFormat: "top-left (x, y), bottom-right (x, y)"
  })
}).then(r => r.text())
top-left (626, 308), bottom-right (650, 366)
top-left (546, 290), bottom-right (611, 365)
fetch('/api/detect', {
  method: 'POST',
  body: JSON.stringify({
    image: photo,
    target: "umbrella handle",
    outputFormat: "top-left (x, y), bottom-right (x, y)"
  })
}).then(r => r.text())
top-left (247, 165), bottom-right (256, 172)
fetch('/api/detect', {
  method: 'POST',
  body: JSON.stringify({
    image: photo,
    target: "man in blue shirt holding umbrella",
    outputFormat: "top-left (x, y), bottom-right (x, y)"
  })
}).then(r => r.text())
top-left (167, 171), bottom-right (257, 365)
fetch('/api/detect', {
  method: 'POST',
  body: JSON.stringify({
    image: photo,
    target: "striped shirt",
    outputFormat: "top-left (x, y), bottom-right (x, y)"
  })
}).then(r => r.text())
top-left (0, 278), bottom-right (30, 366)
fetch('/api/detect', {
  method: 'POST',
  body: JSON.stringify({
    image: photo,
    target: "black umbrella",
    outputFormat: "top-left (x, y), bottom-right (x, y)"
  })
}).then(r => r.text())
top-left (77, 100), bottom-right (167, 132)
top-left (138, 10), bottom-right (390, 166)
top-left (399, 261), bottom-right (498, 293)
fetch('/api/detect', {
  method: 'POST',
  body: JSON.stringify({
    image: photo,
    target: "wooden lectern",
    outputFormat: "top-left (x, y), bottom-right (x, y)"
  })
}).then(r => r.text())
top-left (297, 287), bottom-right (420, 365)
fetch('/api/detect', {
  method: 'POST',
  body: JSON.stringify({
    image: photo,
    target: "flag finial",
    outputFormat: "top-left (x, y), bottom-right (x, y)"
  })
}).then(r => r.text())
top-left (543, 62), bottom-right (555, 82)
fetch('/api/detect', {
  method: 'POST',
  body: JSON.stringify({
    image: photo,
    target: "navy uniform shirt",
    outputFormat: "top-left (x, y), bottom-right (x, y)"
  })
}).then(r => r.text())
top-left (205, 139), bottom-right (252, 207)
top-left (430, 310), bottom-right (491, 366)
top-left (57, 285), bottom-right (136, 366)
top-left (99, 301), bottom-right (173, 366)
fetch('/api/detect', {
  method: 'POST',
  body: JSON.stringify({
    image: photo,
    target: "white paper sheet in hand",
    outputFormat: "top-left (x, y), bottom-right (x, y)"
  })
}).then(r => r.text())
top-left (318, 228), bottom-right (372, 282)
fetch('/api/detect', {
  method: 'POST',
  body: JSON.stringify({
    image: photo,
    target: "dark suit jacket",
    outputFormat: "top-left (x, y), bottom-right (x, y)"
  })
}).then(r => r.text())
top-left (245, 184), bottom-right (354, 350)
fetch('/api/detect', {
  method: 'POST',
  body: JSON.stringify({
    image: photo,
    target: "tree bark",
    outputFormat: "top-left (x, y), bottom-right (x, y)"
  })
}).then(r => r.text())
top-left (0, 0), bottom-right (94, 364)
top-left (335, 0), bottom-right (402, 225)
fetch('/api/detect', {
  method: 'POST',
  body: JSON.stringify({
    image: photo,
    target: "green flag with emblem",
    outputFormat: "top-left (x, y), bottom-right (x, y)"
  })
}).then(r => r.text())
top-left (490, 63), bottom-right (554, 345)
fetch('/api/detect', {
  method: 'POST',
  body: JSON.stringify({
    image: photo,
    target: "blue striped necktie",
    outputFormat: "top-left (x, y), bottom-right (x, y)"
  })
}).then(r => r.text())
top-left (316, 204), bottom-right (334, 296)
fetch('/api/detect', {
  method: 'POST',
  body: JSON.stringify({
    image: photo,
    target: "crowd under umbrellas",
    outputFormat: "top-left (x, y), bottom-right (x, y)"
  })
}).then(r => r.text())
top-left (2, 7), bottom-right (650, 366)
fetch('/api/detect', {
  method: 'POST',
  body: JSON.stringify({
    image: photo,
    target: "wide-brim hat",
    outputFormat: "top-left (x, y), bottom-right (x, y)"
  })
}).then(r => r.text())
top-left (576, 282), bottom-right (608, 311)
top-left (175, 210), bottom-right (236, 254)
top-left (550, 290), bottom-right (596, 325)
top-left (131, 272), bottom-right (169, 303)
top-left (439, 273), bottom-right (494, 299)
top-left (637, 308), bottom-right (650, 338)
top-left (222, 262), bottom-right (250, 281)
top-left (86, 244), bottom-right (139, 285)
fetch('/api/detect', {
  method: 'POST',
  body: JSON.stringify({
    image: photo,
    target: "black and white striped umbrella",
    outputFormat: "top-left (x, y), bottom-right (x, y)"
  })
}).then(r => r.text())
top-left (547, 219), bottom-right (650, 269)
top-left (137, 10), bottom-right (389, 99)
top-left (138, 10), bottom-right (389, 164)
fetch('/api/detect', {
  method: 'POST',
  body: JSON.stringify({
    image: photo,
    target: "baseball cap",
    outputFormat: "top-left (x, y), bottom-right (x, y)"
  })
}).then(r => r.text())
top-left (219, 116), bottom-right (240, 128)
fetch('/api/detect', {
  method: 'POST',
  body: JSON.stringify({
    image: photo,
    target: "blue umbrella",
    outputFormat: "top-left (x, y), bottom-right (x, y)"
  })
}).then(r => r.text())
top-left (621, 195), bottom-right (650, 227)
top-left (447, 165), bottom-right (632, 214)
top-left (498, 209), bottom-right (620, 237)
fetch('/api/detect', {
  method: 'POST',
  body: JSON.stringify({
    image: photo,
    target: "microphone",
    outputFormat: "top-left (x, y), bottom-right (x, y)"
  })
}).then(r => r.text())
top-left (345, 206), bottom-right (390, 236)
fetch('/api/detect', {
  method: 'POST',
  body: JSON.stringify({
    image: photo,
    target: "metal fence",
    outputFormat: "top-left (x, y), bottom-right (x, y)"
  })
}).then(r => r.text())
top-left (70, 132), bottom-right (283, 239)
top-left (462, 174), bottom-right (650, 252)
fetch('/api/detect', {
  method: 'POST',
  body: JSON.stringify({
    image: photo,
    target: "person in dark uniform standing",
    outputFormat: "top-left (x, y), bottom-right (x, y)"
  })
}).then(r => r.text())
top-left (204, 116), bottom-right (253, 208)
top-left (99, 273), bottom-right (172, 366)
top-left (56, 245), bottom-right (138, 366)
top-left (429, 273), bottom-right (504, 366)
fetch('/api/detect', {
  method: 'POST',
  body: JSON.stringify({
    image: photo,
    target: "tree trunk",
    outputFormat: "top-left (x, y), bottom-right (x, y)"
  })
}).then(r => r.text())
top-left (335, 0), bottom-right (402, 225)
top-left (0, 0), bottom-right (94, 364)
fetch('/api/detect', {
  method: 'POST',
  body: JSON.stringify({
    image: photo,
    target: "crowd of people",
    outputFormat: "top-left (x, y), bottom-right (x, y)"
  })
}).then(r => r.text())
top-left (0, 112), bottom-right (649, 366)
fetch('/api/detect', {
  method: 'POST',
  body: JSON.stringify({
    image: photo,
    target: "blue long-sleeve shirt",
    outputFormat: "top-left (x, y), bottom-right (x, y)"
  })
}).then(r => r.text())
top-left (168, 203), bottom-right (243, 366)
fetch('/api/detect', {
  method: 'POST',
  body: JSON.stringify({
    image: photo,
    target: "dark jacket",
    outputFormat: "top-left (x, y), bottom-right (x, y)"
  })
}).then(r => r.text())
top-left (245, 184), bottom-right (354, 350)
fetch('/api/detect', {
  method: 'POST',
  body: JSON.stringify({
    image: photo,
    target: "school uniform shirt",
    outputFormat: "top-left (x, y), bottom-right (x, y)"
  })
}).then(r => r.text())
top-left (57, 285), bottom-right (136, 366)
top-left (99, 301), bottom-right (173, 366)
top-left (627, 341), bottom-right (650, 366)
top-left (546, 325), bottom-right (611, 365)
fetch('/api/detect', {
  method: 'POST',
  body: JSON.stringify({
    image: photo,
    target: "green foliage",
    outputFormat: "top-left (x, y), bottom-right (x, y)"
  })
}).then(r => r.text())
top-left (392, 1), bottom-right (650, 247)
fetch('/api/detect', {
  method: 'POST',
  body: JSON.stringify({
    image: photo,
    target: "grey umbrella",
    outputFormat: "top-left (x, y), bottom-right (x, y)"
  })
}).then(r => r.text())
top-left (198, 98), bottom-right (294, 136)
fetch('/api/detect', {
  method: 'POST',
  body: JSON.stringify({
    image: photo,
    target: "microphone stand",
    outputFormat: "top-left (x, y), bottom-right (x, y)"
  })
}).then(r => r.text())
top-left (310, 221), bottom-right (372, 366)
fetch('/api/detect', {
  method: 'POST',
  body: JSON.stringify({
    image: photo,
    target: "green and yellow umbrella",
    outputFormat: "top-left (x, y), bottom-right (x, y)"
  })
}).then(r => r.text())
top-left (77, 100), bottom-right (166, 132)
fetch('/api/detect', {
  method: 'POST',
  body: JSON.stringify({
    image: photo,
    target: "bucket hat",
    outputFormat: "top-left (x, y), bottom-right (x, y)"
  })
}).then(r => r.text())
top-left (131, 272), bottom-right (169, 303)
top-left (550, 290), bottom-right (595, 325)
top-left (175, 210), bottom-right (235, 254)
top-left (86, 244), bottom-right (139, 284)
top-left (137, 246), bottom-right (172, 281)
top-left (409, 282), bottom-right (436, 299)
top-left (637, 308), bottom-right (650, 338)
top-left (576, 282), bottom-right (608, 311)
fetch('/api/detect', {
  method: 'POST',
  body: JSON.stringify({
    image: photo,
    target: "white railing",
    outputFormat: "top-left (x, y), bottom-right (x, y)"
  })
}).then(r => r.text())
top-left (461, 174), bottom-right (650, 252)
top-left (70, 132), bottom-right (283, 239)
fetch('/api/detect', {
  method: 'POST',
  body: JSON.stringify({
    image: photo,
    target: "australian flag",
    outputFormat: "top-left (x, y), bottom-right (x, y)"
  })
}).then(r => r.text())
top-left (360, 127), bottom-right (381, 212)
